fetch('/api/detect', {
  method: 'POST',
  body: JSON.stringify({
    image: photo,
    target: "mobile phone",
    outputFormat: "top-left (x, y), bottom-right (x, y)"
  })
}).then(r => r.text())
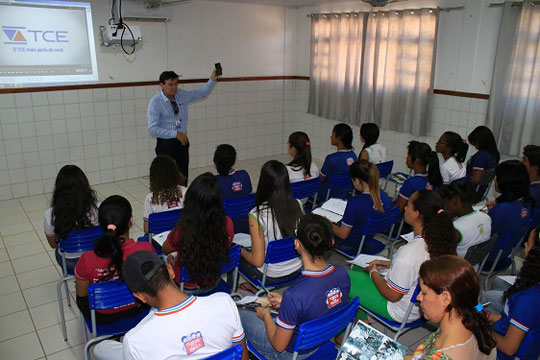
top-left (215, 62), bottom-right (222, 76)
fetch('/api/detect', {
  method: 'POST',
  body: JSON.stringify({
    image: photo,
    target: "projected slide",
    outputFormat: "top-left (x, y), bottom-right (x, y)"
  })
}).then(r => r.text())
top-left (0, 0), bottom-right (99, 87)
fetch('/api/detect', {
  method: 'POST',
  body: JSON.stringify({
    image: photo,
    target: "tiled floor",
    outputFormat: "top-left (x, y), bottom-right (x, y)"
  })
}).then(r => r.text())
top-left (0, 153), bottom-right (517, 359)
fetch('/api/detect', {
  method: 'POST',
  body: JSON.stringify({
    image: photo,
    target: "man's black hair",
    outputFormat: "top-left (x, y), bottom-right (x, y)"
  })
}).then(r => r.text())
top-left (159, 71), bottom-right (179, 84)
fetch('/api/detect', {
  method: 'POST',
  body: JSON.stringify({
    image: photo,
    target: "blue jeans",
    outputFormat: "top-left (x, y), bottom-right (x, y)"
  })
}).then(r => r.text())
top-left (238, 308), bottom-right (316, 360)
top-left (238, 258), bottom-right (301, 286)
top-left (54, 249), bottom-right (78, 275)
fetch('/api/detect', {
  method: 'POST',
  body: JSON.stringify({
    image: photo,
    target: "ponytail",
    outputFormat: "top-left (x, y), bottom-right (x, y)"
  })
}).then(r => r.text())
top-left (442, 131), bottom-right (469, 163)
top-left (297, 214), bottom-right (333, 261)
top-left (288, 132), bottom-right (312, 177)
top-left (93, 195), bottom-right (133, 282)
top-left (427, 151), bottom-right (443, 189)
top-left (350, 160), bottom-right (384, 213)
top-left (360, 123), bottom-right (380, 152)
top-left (408, 141), bottom-right (442, 189)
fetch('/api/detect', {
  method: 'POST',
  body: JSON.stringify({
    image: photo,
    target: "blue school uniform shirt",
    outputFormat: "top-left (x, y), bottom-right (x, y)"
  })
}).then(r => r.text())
top-left (494, 284), bottom-right (540, 360)
top-left (320, 150), bottom-right (357, 177)
top-left (276, 264), bottom-right (350, 353)
top-left (216, 170), bottom-right (252, 200)
top-left (467, 150), bottom-right (497, 196)
top-left (398, 173), bottom-right (433, 201)
top-left (530, 181), bottom-right (540, 208)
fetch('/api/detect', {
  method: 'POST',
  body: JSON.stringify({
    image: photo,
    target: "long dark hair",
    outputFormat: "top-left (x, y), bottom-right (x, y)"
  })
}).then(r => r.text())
top-left (503, 226), bottom-right (540, 302)
top-left (412, 190), bottom-right (458, 258)
top-left (213, 144), bottom-right (236, 176)
top-left (288, 132), bottom-right (312, 176)
top-left (333, 123), bottom-right (353, 150)
top-left (149, 155), bottom-right (185, 206)
top-left (349, 160), bottom-right (384, 212)
top-left (171, 173), bottom-right (229, 284)
top-left (407, 141), bottom-right (443, 189)
top-left (94, 195), bottom-right (132, 281)
top-left (440, 181), bottom-right (477, 206)
top-left (420, 255), bottom-right (496, 355)
top-left (468, 126), bottom-right (500, 163)
top-left (296, 214), bottom-right (333, 262)
top-left (51, 165), bottom-right (98, 240)
top-left (495, 160), bottom-right (533, 206)
top-left (441, 131), bottom-right (469, 163)
top-left (360, 123), bottom-right (380, 152)
top-left (255, 160), bottom-right (303, 238)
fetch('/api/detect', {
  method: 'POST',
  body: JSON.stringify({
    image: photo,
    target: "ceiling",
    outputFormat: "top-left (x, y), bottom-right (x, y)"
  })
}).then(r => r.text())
top-left (198, 0), bottom-right (366, 7)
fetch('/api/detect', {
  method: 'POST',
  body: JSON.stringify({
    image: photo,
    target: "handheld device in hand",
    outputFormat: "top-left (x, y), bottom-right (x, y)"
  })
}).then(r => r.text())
top-left (215, 62), bottom-right (222, 76)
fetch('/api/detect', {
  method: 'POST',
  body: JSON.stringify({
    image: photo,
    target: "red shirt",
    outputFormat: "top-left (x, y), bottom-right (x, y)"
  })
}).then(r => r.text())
top-left (75, 239), bottom-right (155, 314)
top-left (165, 216), bottom-right (234, 288)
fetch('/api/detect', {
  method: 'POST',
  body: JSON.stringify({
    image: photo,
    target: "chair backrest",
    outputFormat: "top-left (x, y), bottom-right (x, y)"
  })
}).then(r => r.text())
top-left (265, 236), bottom-right (298, 265)
top-left (362, 206), bottom-right (400, 236)
top-left (492, 221), bottom-right (532, 261)
top-left (205, 344), bottom-right (243, 360)
top-left (327, 171), bottom-right (353, 199)
top-left (376, 160), bottom-right (394, 179)
top-left (88, 279), bottom-right (138, 311)
top-left (516, 327), bottom-right (540, 360)
top-left (290, 177), bottom-right (321, 200)
top-left (478, 168), bottom-right (496, 186)
top-left (59, 226), bottom-right (104, 254)
top-left (464, 235), bottom-right (497, 268)
top-left (180, 245), bottom-right (242, 283)
top-left (148, 209), bottom-right (182, 235)
top-left (293, 297), bottom-right (360, 353)
top-left (223, 193), bottom-right (256, 233)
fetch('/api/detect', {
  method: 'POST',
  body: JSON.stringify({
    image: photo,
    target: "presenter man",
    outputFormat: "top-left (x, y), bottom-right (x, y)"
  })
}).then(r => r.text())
top-left (148, 68), bottom-right (219, 183)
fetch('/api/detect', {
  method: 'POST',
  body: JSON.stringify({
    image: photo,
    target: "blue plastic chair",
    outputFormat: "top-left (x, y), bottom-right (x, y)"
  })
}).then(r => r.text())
top-left (335, 206), bottom-right (401, 260)
top-left (325, 171), bottom-right (354, 200)
top-left (83, 279), bottom-right (150, 360)
top-left (515, 327), bottom-right (540, 360)
top-left (475, 168), bottom-right (495, 200)
top-left (248, 297), bottom-right (359, 360)
top-left (480, 221), bottom-right (532, 291)
top-left (206, 344), bottom-right (244, 360)
top-left (290, 177), bottom-right (321, 211)
top-left (360, 284), bottom-right (425, 340)
top-left (376, 160), bottom-right (394, 191)
top-left (239, 236), bottom-right (301, 295)
top-left (56, 226), bottom-right (104, 341)
top-left (223, 193), bottom-right (256, 234)
top-left (139, 209), bottom-right (183, 254)
top-left (179, 245), bottom-right (242, 296)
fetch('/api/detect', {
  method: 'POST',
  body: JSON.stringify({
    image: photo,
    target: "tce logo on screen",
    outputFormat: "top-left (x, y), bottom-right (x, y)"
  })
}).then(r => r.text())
top-left (2, 26), bottom-right (68, 44)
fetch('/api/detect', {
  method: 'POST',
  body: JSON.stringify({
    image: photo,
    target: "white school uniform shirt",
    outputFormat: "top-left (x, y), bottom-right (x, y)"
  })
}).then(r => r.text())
top-left (123, 293), bottom-right (245, 360)
top-left (286, 161), bottom-right (320, 183)
top-left (440, 156), bottom-right (466, 185)
top-left (454, 210), bottom-right (492, 258)
top-left (364, 144), bottom-right (387, 164)
top-left (385, 235), bottom-right (429, 322)
top-left (143, 186), bottom-right (187, 221)
top-left (249, 201), bottom-right (303, 278)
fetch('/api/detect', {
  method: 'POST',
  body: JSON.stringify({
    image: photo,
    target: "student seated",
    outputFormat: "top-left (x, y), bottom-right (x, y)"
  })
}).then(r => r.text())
top-left (467, 126), bottom-right (500, 196)
top-left (240, 160), bottom-right (303, 292)
top-left (406, 255), bottom-right (496, 360)
top-left (486, 160), bottom-right (533, 264)
top-left (44, 165), bottom-right (100, 273)
top-left (74, 195), bottom-right (155, 323)
top-left (394, 141), bottom-right (442, 212)
top-left (93, 251), bottom-right (248, 360)
top-left (348, 190), bottom-right (458, 324)
top-left (239, 214), bottom-right (350, 359)
top-left (441, 181), bottom-right (492, 258)
top-left (286, 131), bottom-right (319, 182)
top-left (319, 123), bottom-right (357, 199)
top-left (522, 145), bottom-right (540, 213)
top-left (482, 227), bottom-right (540, 360)
top-left (436, 131), bottom-right (468, 185)
top-left (332, 160), bottom-right (392, 255)
top-left (214, 144), bottom-right (253, 200)
top-left (359, 122), bottom-right (387, 164)
top-left (143, 155), bottom-right (187, 234)
top-left (162, 173), bottom-right (234, 294)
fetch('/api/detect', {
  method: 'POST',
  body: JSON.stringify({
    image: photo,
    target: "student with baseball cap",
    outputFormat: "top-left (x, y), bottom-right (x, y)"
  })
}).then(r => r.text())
top-left (93, 251), bottom-right (248, 360)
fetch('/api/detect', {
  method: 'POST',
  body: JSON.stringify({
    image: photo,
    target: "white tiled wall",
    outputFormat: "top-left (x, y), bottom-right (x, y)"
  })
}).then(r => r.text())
top-left (0, 79), bottom-right (293, 200)
top-left (290, 79), bottom-right (490, 174)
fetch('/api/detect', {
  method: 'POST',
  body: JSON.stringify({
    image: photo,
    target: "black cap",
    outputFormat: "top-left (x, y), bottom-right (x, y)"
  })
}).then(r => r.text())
top-left (123, 251), bottom-right (164, 293)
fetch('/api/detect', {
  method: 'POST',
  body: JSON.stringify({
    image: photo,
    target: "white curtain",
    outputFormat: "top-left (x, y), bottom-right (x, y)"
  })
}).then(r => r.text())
top-left (308, 10), bottom-right (438, 136)
top-left (487, 0), bottom-right (540, 156)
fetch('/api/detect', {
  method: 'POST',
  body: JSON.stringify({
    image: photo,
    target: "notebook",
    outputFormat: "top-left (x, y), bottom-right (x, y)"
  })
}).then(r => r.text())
top-left (338, 321), bottom-right (407, 360)
top-left (348, 255), bottom-right (390, 275)
top-left (312, 198), bottom-right (348, 223)
top-left (152, 230), bottom-right (170, 247)
top-left (232, 233), bottom-right (252, 248)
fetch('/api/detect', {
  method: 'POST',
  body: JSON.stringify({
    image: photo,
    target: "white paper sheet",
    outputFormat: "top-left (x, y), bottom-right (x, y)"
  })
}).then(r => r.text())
top-left (473, 200), bottom-right (488, 212)
top-left (233, 233), bottom-right (252, 248)
top-left (497, 275), bottom-right (517, 285)
top-left (348, 254), bottom-right (390, 268)
top-left (312, 207), bottom-right (343, 223)
top-left (152, 230), bottom-right (170, 247)
top-left (235, 295), bottom-right (259, 305)
top-left (321, 198), bottom-right (347, 215)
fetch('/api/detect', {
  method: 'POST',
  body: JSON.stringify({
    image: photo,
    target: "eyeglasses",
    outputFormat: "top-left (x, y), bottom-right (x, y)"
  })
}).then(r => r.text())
top-left (171, 101), bottom-right (179, 115)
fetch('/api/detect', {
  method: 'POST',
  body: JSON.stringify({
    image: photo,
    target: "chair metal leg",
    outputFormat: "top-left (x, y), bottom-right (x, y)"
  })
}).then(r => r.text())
top-left (64, 280), bottom-right (71, 307)
top-left (81, 315), bottom-right (89, 343)
top-left (57, 278), bottom-right (68, 341)
top-left (84, 335), bottom-right (112, 360)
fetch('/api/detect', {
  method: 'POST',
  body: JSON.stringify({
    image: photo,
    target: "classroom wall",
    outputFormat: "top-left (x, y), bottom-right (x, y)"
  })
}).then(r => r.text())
top-left (0, 0), bottom-right (294, 200)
